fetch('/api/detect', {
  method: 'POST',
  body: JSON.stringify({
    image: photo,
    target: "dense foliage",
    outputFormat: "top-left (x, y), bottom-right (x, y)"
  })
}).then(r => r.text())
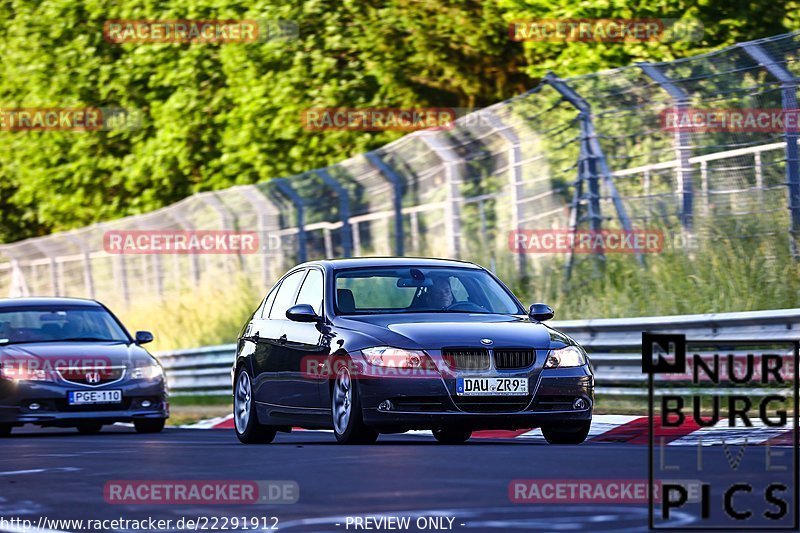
top-left (0, 0), bottom-right (797, 242)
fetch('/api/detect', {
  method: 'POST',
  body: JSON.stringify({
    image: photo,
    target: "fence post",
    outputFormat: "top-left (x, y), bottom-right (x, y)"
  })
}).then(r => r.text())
top-left (238, 185), bottom-right (281, 288)
top-left (114, 255), bottom-right (129, 307)
top-left (8, 259), bottom-right (29, 297)
top-left (67, 236), bottom-right (95, 300)
top-left (168, 211), bottom-right (200, 288)
top-left (638, 62), bottom-right (694, 230)
top-left (544, 72), bottom-right (642, 277)
top-left (32, 242), bottom-right (60, 296)
top-left (273, 178), bottom-right (307, 263)
top-left (198, 192), bottom-right (238, 274)
top-left (364, 152), bottom-right (405, 256)
top-left (740, 42), bottom-right (800, 257)
top-left (483, 109), bottom-right (526, 278)
top-left (418, 132), bottom-right (463, 259)
top-left (316, 168), bottom-right (353, 257)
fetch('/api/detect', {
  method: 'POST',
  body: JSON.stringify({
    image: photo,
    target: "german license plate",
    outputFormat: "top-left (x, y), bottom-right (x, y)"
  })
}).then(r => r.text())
top-left (68, 390), bottom-right (122, 405)
top-left (456, 377), bottom-right (528, 396)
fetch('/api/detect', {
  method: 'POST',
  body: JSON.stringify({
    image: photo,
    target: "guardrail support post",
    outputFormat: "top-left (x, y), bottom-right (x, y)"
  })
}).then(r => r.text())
top-left (740, 42), bottom-right (800, 258)
top-left (545, 72), bottom-right (642, 278)
top-left (418, 133), bottom-right (463, 259)
top-left (365, 152), bottom-right (405, 256)
top-left (238, 185), bottom-right (282, 288)
top-left (638, 62), bottom-right (695, 230)
top-left (67, 236), bottom-right (95, 299)
top-left (483, 110), bottom-right (527, 279)
top-left (273, 178), bottom-right (307, 263)
top-left (315, 168), bottom-right (353, 257)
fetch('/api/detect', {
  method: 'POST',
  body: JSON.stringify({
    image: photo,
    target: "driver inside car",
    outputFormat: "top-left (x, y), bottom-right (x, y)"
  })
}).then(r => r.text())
top-left (425, 276), bottom-right (455, 309)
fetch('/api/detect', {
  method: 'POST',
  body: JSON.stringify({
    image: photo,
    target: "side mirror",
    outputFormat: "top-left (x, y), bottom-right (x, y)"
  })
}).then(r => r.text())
top-left (286, 304), bottom-right (321, 323)
top-left (135, 331), bottom-right (154, 345)
top-left (529, 303), bottom-right (554, 322)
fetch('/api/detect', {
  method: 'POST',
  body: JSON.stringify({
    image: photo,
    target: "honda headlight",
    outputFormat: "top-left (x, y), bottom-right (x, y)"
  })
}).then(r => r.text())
top-left (131, 364), bottom-right (164, 380)
top-left (0, 363), bottom-right (48, 381)
top-left (361, 347), bottom-right (430, 369)
top-left (544, 346), bottom-right (586, 368)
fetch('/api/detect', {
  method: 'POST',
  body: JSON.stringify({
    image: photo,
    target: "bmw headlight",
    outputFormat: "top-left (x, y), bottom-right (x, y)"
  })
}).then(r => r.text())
top-left (131, 364), bottom-right (164, 380)
top-left (544, 346), bottom-right (586, 368)
top-left (361, 347), bottom-right (430, 369)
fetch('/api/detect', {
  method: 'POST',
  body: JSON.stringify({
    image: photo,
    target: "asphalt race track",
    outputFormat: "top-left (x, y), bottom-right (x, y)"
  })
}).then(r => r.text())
top-left (2, 425), bottom-right (794, 532)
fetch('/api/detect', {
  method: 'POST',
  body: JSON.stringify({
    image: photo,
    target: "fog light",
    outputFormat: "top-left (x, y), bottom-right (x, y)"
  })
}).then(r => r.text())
top-left (573, 398), bottom-right (587, 410)
top-left (378, 400), bottom-right (393, 412)
top-left (29, 402), bottom-right (41, 411)
top-left (141, 400), bottom-right (152, 408)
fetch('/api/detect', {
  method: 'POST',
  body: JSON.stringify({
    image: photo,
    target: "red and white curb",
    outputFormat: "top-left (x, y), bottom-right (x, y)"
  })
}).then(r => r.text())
top-left (180, 414), bottom-right (795, 445)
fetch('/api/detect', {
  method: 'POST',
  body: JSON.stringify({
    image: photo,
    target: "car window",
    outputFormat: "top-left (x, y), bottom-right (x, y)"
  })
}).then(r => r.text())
top-left (334, 267), bottom-right (522, 315)
top-left (295, 269), bottom-right (323, 316)
top-left (268, 270), bottom-right (306, 320)
top-left (259, 283), bottom-right (280, 319)
top-left (450, 277), bottom-right (469, 301)
top-left (0, 306), bottom-right (129, 344)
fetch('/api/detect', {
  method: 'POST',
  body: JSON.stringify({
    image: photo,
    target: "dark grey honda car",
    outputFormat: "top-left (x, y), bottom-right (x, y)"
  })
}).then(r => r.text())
top-left (233, 258), bottom-right (593, 445)
top-left (0, 297), bottom-right (168, 436)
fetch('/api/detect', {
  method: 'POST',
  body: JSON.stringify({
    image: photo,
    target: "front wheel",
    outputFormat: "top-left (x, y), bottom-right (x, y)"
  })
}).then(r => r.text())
top-left (541, 420), bottom-right (591, 444)
top-left (134, 419), bottom-right (166, 434)
top-left (234, 368), bottom-right (276, 444)
top-left (432, 428), bottom-right (472, 444)
top-left (332, 362), bottom-right (378, 444)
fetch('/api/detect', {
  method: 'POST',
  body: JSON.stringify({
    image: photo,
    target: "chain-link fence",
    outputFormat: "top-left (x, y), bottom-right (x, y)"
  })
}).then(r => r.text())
top-left (2, 31), bottom-right (799, 307)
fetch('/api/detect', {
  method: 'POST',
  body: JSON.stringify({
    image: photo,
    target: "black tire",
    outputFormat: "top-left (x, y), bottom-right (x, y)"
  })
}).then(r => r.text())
top-left (0, 424), bottom-right (11, 437)
top-left (76, 423), bottom-right (103, 434)
top-left (234, 367), bottom-right (276, 444)
top-left (134, 419), bottom-right (166, 434)
top-left (541, 420), bottom-right (591, 444)
top-left (331, 360), bottom-right (378, 444)
top-left (432, 428), bottom-right (472, 444)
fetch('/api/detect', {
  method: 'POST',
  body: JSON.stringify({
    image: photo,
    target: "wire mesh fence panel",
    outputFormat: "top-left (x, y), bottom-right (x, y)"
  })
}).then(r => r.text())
top-left (2, 31), bottom-right (800, 307)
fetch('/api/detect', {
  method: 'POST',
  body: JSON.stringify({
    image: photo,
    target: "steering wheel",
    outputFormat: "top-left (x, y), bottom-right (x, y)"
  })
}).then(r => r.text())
top-left (445, 301), bottom-right (487, 312)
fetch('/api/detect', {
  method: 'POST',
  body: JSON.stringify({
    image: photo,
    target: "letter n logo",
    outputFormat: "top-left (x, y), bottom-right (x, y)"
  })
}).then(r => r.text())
top-left (642, 332), bottom-right (686, 374)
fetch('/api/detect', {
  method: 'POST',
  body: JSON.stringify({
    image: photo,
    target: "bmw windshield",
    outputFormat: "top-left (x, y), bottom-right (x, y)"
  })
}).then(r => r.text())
top-left (334, 267), bottom-right (524, 315)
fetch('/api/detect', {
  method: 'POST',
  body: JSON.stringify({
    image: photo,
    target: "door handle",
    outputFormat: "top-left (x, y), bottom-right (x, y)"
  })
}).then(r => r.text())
top-left (278, 334), bottom-right (287, 344)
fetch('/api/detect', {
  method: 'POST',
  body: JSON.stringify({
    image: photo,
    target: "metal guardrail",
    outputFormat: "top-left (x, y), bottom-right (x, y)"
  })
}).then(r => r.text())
top-left (155, 308), bottom-right (800, 396)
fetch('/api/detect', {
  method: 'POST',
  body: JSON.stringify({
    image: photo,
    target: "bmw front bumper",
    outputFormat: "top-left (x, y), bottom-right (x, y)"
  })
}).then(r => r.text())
top-left (358, 366), bottom-right (594, 431)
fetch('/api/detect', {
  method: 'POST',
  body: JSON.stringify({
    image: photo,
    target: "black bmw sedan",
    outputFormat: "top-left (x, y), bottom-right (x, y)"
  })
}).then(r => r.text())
top-left (233, 258), bottom-right (593, 445)
top-left (0, 298), bottom-right (168, 436)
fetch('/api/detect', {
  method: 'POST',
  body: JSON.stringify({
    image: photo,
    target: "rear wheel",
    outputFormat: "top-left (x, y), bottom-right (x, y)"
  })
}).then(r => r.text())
top-left (0, 424), bottom-right (11, 437)
top-left (234, 368), bottom-right (276, 444)
top-left (76, 423), bottom-right (103, 434)
top-left (134, 419), bottom-right (166, 434)
top-left (332, 362), bottom-right (378, 444)
top-left (432, 428), bottom-right (472, 444)
top-left (541, 420), bottom-right (591, 444)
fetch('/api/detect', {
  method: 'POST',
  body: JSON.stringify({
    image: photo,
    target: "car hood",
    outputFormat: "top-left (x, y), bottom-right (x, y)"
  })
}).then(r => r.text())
top-left (335, 313), bottom-right (574, 350)
top-left (0, 342), bottom-right (154, 369)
